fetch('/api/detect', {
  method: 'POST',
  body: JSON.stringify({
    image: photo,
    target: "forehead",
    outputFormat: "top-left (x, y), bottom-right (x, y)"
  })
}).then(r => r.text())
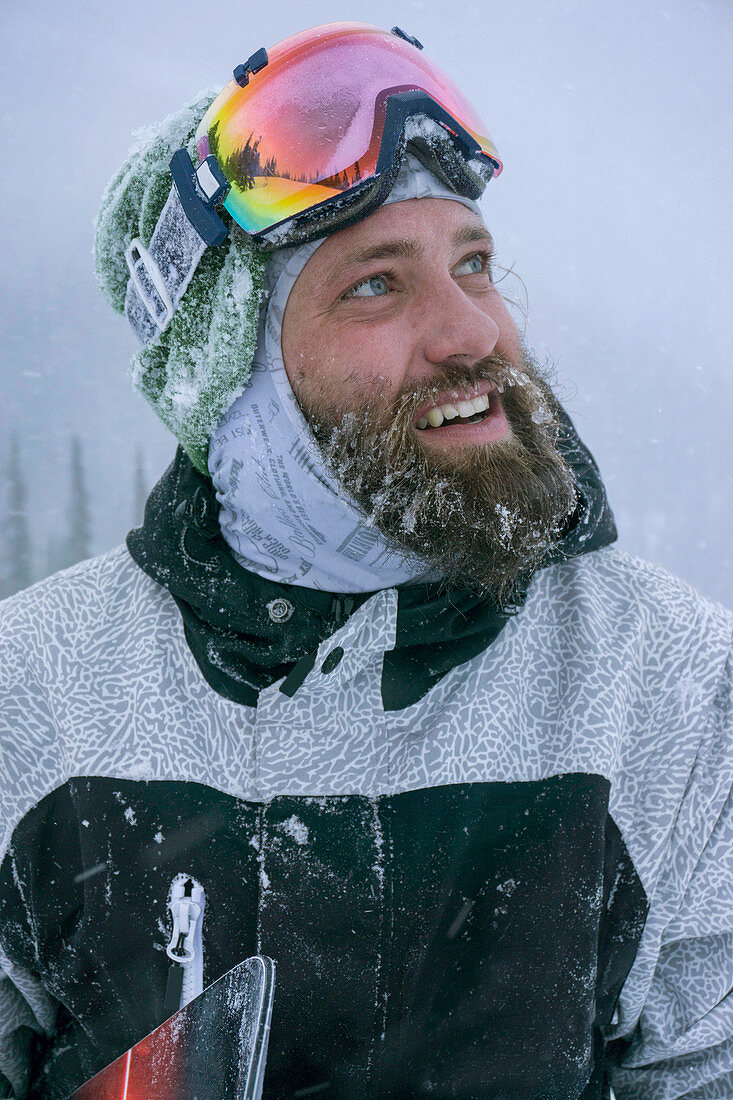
top-left (308, 197), bottom-right (492, 285)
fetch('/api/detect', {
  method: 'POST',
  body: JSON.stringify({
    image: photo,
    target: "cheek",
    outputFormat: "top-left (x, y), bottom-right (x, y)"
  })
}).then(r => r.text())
top-left (282, 318), bottom-right (405, 403)
top-left (282, 327), bottom-right (352, 400)
top-left (281, 329), bottom-right (320, 389)
top-left (488, 293), bottom-right (523, 360)
top-left (281, 291), bottom-right (319, 393)
top-left (281, 319), bottom-right (336, 403)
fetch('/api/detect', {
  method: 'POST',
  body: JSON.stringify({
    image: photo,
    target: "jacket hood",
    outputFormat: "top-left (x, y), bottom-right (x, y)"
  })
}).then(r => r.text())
top-left (127, 402), bottom-right (617, 710)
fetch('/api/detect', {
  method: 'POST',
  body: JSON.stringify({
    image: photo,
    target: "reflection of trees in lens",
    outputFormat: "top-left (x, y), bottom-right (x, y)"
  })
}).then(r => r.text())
top-left (227, 133), bottom-right (262, 192)
top-left (318, 163), bottom-right (362, 192)
top-left (209, 120), bottom-right (266, 191)
top-left (208, 118), bottom-right (223, 169)
top-left (210, 119), bottom-right (363, 192)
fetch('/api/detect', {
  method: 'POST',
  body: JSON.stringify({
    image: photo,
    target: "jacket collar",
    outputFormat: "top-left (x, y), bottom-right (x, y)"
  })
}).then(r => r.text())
top-left (127, 403), bottom-right (617, 708)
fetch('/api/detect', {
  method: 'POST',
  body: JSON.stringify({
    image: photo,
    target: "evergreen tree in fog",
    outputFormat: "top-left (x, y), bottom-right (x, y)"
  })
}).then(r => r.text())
top-left (51, 436), bottom-right (92, 572)
top-left (133, 447), bottom-right (148, 525)
top-left (63, 433), bottom-right (93, 567)
top-left (0, 434), bottom-right (32, 598)
top-left (45, 435), bottom-right (93, 576)
top-left (46, 533), bottom-right (62, 582)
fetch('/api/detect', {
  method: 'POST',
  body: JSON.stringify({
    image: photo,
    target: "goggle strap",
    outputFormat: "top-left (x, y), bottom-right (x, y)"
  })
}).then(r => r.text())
top-left (124, 182), bottom-right (208, 345)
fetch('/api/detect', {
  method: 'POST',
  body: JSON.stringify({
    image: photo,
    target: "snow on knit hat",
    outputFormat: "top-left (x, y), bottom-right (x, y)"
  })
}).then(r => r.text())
top-left (93, 90), bottom-right (268, 474)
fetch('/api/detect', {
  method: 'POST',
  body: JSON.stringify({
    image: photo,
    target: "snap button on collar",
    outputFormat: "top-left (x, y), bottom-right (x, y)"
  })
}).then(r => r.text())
top-left (267, 597), bottom-right (295, 623)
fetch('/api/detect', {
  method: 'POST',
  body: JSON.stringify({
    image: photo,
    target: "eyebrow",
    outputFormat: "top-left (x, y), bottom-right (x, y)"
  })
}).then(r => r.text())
top-left (331, 223), bottom-right (494, 281)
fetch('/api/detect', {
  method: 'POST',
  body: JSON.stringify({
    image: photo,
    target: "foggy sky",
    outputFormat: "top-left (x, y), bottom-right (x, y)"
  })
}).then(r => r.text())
top-left (1, 0), bottom-right (731, 605)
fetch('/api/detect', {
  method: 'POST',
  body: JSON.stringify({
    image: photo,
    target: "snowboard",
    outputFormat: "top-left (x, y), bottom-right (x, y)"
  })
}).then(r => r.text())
top-left (67, 955), bottom-right (275, 1100)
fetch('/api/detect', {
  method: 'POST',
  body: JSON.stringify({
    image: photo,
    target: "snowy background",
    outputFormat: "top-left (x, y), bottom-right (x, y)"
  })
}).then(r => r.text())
top-left (1, 0), bottom-right (731, 606)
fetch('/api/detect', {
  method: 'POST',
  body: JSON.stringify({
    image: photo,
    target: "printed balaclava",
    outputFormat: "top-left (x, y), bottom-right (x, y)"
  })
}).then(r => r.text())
top-left (207, 153), bottom-right (485, 592)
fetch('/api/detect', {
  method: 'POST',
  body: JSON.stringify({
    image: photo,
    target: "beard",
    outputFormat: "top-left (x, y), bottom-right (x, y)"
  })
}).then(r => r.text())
top-left (298, 347), bottom-right (579, 606)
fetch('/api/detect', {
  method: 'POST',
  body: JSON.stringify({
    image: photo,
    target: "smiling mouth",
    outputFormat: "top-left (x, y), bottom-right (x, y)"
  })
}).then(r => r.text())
top-left (414, 387), bottom-right (498, 430)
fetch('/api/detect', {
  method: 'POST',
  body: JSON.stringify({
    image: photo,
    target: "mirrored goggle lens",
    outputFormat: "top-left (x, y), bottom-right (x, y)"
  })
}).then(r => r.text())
top-left (195, 21), bottom-right (502, 237)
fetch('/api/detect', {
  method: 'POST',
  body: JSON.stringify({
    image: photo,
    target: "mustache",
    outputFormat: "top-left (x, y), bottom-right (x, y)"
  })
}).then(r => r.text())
top-left (358, 351), bottom-right (558, 456)
top-left (304, 345), bottom-right (563, 470)
top-left (388, 354), bottom-right (515, 420)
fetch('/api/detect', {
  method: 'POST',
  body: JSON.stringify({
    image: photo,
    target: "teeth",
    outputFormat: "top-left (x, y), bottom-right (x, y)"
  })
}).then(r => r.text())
top-left (415, 390), bottom-right (494, 429)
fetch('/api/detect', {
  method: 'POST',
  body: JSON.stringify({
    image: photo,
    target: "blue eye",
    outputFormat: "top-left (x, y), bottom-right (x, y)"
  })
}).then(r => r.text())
top-left (455, 252), bottom-right (488, 275)
top-left (345, 275), bottom-right (390, 298)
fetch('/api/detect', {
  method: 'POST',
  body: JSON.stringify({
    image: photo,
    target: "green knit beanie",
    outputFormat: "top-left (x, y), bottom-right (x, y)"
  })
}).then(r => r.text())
top-left (93, 91), bottom-right (268, 474)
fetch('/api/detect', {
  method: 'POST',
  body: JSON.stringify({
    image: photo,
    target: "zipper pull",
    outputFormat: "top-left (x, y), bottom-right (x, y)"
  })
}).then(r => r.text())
top-left (164, 875), bottom-right (206, 1017)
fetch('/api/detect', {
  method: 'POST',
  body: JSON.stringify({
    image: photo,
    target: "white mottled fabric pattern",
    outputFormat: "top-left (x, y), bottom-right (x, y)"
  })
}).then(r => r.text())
top-left (208, 154), bottom-right (483, 592)
top-left (0, 544), bottom-right (731, 1097)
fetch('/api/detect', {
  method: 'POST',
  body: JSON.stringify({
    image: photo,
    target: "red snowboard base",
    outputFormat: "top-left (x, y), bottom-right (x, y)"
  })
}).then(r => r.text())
top-left (67, 956), bottom-right (275, 1100)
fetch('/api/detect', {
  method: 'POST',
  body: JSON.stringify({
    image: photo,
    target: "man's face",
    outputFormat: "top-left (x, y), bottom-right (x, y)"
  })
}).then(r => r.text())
top-left (281, 198), bottom-right (578, 602)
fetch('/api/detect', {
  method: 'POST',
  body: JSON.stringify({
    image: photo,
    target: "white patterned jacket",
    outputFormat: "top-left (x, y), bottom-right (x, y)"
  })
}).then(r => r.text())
top-left (0, 541), bottom-right (731, 1099)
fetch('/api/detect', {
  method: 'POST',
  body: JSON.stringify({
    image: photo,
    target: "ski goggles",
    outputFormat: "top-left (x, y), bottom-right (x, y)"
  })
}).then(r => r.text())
top-left (125, 22), bottom-right (503, 345)
top-left (191, 21), bottom-right (502, 248)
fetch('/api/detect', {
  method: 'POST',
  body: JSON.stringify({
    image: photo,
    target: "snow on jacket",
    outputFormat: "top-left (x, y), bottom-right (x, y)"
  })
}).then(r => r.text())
top-left (0, 453), bottom-right (731, 1098)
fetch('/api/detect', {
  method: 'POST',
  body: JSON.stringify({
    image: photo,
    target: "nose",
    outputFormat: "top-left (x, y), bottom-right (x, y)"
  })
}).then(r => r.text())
top-left (418, 272), bottom-right (501, 369)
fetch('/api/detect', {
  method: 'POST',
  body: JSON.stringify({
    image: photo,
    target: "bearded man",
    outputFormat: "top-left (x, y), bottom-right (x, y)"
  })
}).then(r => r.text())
top-left (0, 22), bottom-right (731, 1100)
